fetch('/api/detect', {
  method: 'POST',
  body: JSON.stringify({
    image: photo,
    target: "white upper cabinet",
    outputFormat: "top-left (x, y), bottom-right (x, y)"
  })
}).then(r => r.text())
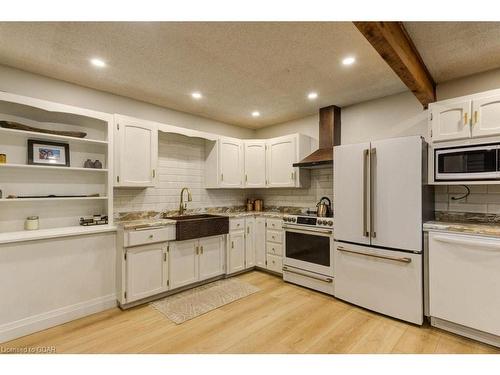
top-left (266, 135), bottom-right (297, 188)
top-left (205, 137), bottom-right (244, 188)
top-left (471, 94), bottom-right (500, 138)
top-left (206, 133), bottom-right (310, 189)
top-left (219, 138), bottom-right (244, 187)
top-left (244, 140), bottom-right (266, 187)
top-left (430, 89), bottom-right (500, 143)
top-left (114, 115), bottom-right (158, 187)
top-left (430, 100), bottom-right (471, 142)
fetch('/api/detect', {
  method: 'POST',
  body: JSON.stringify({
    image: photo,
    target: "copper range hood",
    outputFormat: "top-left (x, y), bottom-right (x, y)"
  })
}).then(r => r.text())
top-left (293, 105), bottom-right (341, 169)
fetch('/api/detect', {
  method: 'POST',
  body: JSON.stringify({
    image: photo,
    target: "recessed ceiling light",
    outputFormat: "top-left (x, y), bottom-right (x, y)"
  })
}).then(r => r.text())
top-left (251, 111), bottom-right (260, 117)
top-left (307, 92), bottom-right (318, 100)
top-left (191, 92), bottom-right (202, 99)
top-left (90, 58), bottom-right (106, 68)
top-left (342, 56), bottom-right (356, 66)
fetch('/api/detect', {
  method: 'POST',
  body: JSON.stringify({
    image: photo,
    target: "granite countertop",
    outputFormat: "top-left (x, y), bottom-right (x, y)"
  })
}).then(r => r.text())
top-left (423, 221), bottom-right (500, 238)
top-left (424, 211), bottom-right (500, 238)
top-left (117, 208), bottom-right (289, 230)
top-left (118, 218), bottom-right (176, 230)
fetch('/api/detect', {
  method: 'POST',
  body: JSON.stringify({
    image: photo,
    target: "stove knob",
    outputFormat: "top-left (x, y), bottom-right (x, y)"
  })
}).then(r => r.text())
top-left (317, 220), bottom-right (323, 225)
top-left (292, 217), bottom-right (296, 222)
top-left (328, 220), bottom-right (333, 226)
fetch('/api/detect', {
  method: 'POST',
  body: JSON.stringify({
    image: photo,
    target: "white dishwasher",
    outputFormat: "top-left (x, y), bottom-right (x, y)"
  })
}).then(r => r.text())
top-left (428, 231), bottom-right (500, 347)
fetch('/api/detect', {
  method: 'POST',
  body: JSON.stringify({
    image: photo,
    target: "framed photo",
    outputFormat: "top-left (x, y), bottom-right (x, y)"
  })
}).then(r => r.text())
top-left (28, 139), bottom-right (70, 167)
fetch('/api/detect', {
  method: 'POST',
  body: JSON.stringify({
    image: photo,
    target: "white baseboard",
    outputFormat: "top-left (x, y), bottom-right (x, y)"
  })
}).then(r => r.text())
top-left (431, 317), bottom-right (500, 348)
top-left (0, 294), bottom-right (117, 343)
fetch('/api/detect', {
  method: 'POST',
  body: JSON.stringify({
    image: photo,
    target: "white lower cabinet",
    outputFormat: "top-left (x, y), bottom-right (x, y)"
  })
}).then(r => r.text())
top-left (245, 217), bottom-right (255, 268)
top-left (429, 232), bottom-right (500, 342)
top-left (199, 236), bottom-right (225, 280)
top-left (125, 243), bottom-right (169, 303)
top-left (227, 229), bottom-right (246, 274)
top-left (169, 236), bottom-right (225, 290)
top-left (169, 239), bottom-right (199, 290)
top-left (255, 217), bottom-right (266, 268)
top-left (265, 218), bottom-right (284, 275)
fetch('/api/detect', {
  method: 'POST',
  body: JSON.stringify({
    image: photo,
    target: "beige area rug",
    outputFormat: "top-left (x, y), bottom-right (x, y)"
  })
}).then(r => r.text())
top-left (151, 278), bottom-right (260, 324)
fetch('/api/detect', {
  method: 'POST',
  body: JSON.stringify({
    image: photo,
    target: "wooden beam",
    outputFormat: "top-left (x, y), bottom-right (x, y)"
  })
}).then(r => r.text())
top-left (354, 22), bottom-right (436, 107)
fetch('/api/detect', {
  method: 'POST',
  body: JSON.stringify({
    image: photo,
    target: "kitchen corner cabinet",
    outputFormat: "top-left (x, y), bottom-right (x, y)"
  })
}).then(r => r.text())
top-left (244, 140), bottom-right (266, 187)
top-left (169, 236), bottom-right (224, 290)
top-left (114, 114), bottom-right (158, 187)
top-left (430, 89), bottom-right (500, 143)
top-left (206, 133), bottom-right (311, 189)
top-left (125, 243), bottom-right (169, 303)
top-left (205, 137), bottom-right (244, 188)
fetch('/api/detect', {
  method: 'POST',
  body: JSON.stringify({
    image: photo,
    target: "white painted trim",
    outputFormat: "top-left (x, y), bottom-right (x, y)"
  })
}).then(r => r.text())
top-left (0, 225), bottom-right (117, 245)
top-left (0, 294), bottom-right (117, 343)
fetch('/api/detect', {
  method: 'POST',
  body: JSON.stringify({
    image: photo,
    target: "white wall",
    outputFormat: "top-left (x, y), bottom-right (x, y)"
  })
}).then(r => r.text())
top-left (0, 64), bottom-right (253, 139)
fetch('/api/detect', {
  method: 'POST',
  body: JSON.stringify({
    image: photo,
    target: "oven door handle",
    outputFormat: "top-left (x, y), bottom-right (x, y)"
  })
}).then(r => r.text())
top-left (282, 225), bottom-right (333, 236)
top-left (282, 266), bottom-right (333, 283)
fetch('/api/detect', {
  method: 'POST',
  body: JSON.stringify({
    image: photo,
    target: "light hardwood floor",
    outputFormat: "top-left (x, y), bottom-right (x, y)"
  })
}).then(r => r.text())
top-left (3, 271), bottom-right (499, 354)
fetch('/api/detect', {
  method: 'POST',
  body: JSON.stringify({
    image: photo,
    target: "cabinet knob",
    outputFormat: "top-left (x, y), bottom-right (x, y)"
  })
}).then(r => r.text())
top-left (149, 234), bottom-right (154, 239)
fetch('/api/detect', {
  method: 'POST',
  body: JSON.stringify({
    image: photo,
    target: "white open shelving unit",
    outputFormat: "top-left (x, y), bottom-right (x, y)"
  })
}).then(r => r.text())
top-left (0, 91), bottom-right (116, 243)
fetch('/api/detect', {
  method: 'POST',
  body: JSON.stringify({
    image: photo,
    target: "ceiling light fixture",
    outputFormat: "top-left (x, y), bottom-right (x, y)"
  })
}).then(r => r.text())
top-left (90, 58), bottom-right (106, 68)
top-left (191, 92), bottom-right (203, 99)
top-left (307, 92), bottom-right (318, 100)
top-left (342, 56), bottom-right (356, 66)
top-left (251, 111), bottom-right (260, 117)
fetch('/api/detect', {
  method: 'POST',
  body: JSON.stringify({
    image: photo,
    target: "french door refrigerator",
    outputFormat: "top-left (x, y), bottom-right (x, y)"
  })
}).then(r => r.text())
top-left (333, 135), bottom-right (433, 325)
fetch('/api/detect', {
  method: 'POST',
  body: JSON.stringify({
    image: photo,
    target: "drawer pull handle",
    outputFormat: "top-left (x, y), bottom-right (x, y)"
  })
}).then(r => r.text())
top-left (283, 266), bottom-right (333, 283)
top-left (231, 241), bottom-right (234, 249)
top-left (337, 246), bottom-right (411, 263)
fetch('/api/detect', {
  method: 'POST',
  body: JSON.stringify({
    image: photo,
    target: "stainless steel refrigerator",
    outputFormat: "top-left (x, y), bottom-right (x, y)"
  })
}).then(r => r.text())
top-left (333, 135), bottom-right (433, 324)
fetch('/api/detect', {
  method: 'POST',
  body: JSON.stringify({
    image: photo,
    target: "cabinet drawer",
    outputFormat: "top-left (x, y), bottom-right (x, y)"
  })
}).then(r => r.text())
top-left (266, 218), bottom-right (282, 230)
top-left (267, 254), bottom-right (283, 274)
top-left (230, 218), bottom-right (245, 231)
top-left (125, 226), bottom-right (176, 247)
top-left (334, 241), bottom-right (423, 325)
top-left (266, 229), bottom-right (282, 244)
top-left (266, 242), bottom-right (283, 256)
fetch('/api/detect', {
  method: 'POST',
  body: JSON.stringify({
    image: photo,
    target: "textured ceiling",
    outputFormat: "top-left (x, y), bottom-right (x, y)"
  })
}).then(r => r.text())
top-left (404, 22), bottom-right (500, 83)
top-left (0, 22), bottom-right (407, 128)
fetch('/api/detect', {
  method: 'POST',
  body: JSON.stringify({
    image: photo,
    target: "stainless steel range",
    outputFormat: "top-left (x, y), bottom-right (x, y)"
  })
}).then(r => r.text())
top-left (282, 214), bottom-right (334, 295)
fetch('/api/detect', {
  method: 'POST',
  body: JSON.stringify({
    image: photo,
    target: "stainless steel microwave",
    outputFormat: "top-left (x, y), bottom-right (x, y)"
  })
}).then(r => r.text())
top-left (435, 143), bottom-right (500, 181)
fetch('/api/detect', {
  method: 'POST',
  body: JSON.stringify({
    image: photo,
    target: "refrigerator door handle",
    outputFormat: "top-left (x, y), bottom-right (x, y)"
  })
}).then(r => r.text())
top-left (337, 245), bottom-right (412, 263)
top-left (370, 147), bottom-right (377, 238)
top-left (363, 149), bottom-right (370, 237)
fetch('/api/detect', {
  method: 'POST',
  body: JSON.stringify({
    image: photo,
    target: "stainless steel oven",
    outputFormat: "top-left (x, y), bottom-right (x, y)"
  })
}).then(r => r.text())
top-left (435, 143), bottom-right (500, 181)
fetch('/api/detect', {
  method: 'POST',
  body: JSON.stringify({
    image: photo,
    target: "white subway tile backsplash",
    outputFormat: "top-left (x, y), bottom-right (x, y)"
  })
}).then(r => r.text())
top-left (114, 132), bottom-right (333, 213)
top-left (434, 184), bottom-right (500, 213)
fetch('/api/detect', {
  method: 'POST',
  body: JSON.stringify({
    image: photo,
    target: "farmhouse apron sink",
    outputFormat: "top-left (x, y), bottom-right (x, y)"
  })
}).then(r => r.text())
top-left (167, 214), bottom-right (229, 241)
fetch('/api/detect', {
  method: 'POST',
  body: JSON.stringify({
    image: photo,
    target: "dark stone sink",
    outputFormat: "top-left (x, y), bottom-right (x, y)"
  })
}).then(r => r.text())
top-left (168, 214), bottom-right (229, 241)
